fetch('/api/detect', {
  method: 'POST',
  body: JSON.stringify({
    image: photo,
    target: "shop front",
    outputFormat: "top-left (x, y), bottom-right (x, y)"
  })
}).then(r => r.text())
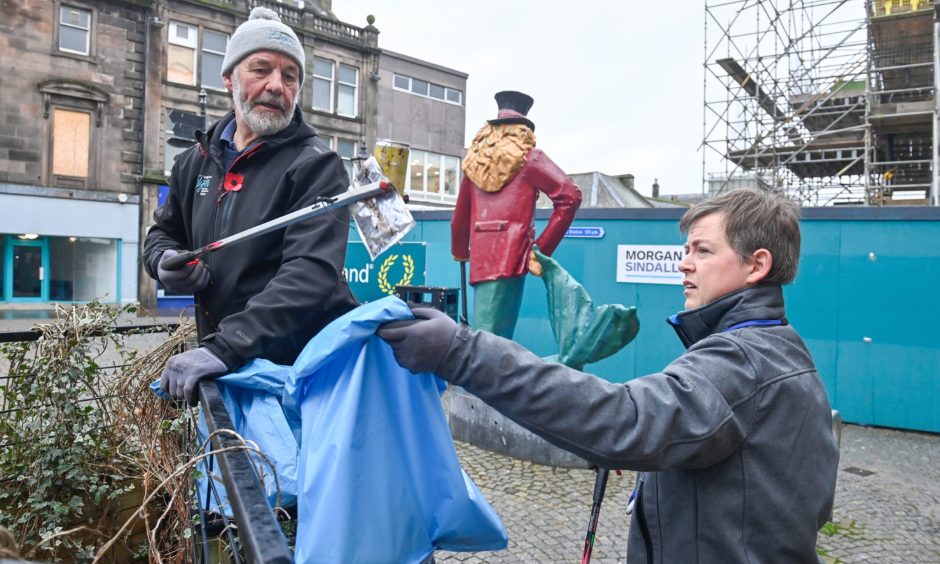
top-left (0, 186), bottom-right (139, 307)
top-left (1, 234), bottom-right (120, 303)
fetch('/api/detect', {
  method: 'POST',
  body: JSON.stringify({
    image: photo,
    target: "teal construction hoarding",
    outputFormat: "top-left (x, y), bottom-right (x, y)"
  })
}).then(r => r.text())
top-left (344, 242), bottom-right (427, 303)
top-left (351, 207), bottom-right (940, 434)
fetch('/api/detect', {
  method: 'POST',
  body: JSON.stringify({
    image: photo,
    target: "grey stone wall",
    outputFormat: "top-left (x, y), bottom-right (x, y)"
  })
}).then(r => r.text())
top-left (0, 0), bottom-right (146, 194)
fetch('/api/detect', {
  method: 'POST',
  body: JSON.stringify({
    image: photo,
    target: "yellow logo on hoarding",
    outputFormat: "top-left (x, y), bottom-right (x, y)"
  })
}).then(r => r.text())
top-left (377, 254), bottom-right (415, 295)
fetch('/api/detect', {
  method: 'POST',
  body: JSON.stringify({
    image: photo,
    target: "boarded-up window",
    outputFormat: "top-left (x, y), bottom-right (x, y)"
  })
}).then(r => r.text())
top-left (52, 108), bottom-right (90, 178)
top-left (167, 21), bottom-right (196, 85)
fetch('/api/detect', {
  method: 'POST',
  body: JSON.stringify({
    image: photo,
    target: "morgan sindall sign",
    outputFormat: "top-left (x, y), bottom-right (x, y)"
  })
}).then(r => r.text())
top-left (617, 245), bottom-right (686, 286)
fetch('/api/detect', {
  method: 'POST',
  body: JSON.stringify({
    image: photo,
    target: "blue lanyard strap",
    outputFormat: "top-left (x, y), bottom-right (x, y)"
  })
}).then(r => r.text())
top-left (723, 318), bottom-right (786, 332)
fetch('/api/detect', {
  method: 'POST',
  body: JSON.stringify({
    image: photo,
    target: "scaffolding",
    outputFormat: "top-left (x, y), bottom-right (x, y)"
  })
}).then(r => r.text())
top-left (703, 0), bottom-right (940, 206)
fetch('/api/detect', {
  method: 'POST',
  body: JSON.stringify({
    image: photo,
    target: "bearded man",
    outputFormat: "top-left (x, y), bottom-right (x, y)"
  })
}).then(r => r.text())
top-left (452, 91), bottom-right (582, 338)
top-left (143, 7), bottom-right (358, 405)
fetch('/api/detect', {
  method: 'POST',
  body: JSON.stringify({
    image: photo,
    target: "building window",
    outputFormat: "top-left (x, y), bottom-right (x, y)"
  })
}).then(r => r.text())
top-left (408, 149), bottom-right (428, 193)
top-left (336, 138), bottom-right (357, 179)
top-left (312, 57), bottom-right (334, 112)
top-left (312, 59), bottom-right (359, 117)
top-left (48, 236), bottom-right (118, 302)
top-left (405, 150), bottom-right (461, 204)
top-left (442, 155), bottom-right (460, 195)
top-left (201, 29), bottom-right (228, 91)
top-left (392, 74), bottom-right (463, 106)
top-left (337, 64), bottom-right (358, 117)
top-left (58, 5), bottom-right (91, 56)
top-left (168, 21), bottom-right (197, 86)
top-left (40, 80), bottom-right (108, 189)
top-left (166, 22), bottom-right (197, 86)
top-left (168, 22), bottom-right (228, 90)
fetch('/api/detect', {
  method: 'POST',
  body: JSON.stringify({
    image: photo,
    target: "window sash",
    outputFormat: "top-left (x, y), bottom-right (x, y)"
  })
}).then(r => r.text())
top-left (337, 84), bottom-right (356, 116)
top-left (167, 22), bottom-right (196, 85)
top-left (393, 74), bottom-right (410, 90)
top-left (336, 64), bottom-right (358, 117)
top-left (408, 150), bottom-right (427, 193)
top-left (167, 44), bottom-right (196, 86)
top-left (58, 6), bottom-right (90, 55)
top-left (337, 138), bottom-right (357, 179)
top-left (442, 155), bottom-right (460, 195)
top-left (338, 64), bottom-right (358, 86)
top-left (169, 21), bottom-right (197, 48)
top-left (201, 51), bottom-right (224, 90)
top-left (411, 79), bottom-right (429, 96)
top-left (429, 83), bottom-right (445, 101)
top-left (425, 156), bottom-right (441, 193)
top-left (202, 29), bottom-right (227, 54)
top-left (201, 30), bottom-right (228, 90)
top-left (312, 57), bottom-right (334, 112)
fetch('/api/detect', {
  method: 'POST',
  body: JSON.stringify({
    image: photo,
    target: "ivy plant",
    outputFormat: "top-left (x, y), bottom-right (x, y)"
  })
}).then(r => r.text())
top-left (0, 302), bottom-right (141, 561)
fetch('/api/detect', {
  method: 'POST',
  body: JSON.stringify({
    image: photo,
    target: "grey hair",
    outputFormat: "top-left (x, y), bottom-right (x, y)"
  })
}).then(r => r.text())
top-left (679, 188), bottom-right (802, 285)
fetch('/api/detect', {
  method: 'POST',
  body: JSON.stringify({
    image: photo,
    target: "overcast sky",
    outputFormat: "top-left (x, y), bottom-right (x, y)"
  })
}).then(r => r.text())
top-left (331, 1), bottom-right (705, 197)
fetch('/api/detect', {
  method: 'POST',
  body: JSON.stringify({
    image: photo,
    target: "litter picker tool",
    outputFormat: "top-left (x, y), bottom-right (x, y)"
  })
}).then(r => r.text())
top-left (459, 260), bottom-right (469, 325)
top-left (581, 467), bottom-right (610, 564)
top-left (161, 180), bottom-right (392, 270)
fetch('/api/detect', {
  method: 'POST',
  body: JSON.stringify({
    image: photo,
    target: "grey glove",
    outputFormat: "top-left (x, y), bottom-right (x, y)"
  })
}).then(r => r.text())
top-left (377, 306), bottom-right (459, 374)
top-left (160, 347), bottom-right (228, 406)
top-left (158, 249), bottom-right (210, 294)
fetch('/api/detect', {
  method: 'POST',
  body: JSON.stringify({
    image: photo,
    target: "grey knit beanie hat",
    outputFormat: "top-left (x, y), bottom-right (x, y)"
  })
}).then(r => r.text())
top-left (221, 7), bottom-right (305, 87)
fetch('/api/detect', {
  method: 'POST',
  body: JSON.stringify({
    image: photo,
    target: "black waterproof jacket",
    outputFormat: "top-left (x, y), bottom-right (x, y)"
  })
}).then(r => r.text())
top-left (437, 286), bottom-right (839, 563)
top-left (144, 109), bottom-right (358, 369)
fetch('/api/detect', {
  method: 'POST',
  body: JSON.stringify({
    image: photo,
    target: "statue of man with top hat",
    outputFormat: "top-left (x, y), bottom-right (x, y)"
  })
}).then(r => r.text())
top-left (452, 91), bottom-right (582, 338)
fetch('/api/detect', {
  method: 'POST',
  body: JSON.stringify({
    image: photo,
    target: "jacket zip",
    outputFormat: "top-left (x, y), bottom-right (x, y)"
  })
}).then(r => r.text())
top-left (635, 479), bottom-right (654, 564)
top-left (213, 143), bottom-right (264, 244)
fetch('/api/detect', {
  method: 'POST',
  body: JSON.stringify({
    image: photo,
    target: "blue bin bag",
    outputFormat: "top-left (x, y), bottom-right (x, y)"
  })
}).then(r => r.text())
top-left (151, 359), bottom-right (301, 515)
top-left (286, 296), bottom-right (508, 563)
top-left (152, 296), bottom-right (507, 561)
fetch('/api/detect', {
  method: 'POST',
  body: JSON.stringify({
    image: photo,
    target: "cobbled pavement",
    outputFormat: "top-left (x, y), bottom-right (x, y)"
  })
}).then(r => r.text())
top-left (436, 424), bottom-right (940, 563)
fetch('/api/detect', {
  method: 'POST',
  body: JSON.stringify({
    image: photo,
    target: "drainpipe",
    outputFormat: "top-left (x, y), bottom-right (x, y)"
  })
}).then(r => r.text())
top-left (138, 7), bottom-right (164, 310)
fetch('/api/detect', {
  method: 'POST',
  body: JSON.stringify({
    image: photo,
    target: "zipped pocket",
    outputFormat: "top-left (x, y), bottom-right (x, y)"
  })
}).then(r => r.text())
top-left (629, 475), bottom-right (653, 564)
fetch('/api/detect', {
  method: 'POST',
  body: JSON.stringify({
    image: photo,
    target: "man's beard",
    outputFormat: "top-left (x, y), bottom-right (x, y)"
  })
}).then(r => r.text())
top-left (231, 76), bottom-right (295, 136)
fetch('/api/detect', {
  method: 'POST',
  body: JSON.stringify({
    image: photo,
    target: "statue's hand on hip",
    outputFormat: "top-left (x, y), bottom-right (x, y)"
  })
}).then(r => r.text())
top-left (528, 250), bottom-right (542, 277)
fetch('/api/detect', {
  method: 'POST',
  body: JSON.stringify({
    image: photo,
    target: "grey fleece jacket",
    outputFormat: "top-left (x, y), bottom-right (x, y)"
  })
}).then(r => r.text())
top-left (436, 285), bottom-right (839, 563)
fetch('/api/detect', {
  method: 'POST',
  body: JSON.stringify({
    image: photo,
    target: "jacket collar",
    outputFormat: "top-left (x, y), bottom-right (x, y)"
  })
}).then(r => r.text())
top-left (667, 285), bottom-right (786, 348)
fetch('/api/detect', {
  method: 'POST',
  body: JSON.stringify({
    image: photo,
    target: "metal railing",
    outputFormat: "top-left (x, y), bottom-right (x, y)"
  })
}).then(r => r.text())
top-left (194, 379), bottom-right (292, 563)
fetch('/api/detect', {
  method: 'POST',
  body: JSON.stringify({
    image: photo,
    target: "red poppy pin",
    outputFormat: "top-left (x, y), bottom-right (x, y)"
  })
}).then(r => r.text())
top-left (223, 172), bottom-right (244, 192)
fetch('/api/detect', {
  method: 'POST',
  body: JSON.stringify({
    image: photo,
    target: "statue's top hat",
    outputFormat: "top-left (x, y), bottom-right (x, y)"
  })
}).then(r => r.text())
top-left (487, 90), bottom-right (535, 132)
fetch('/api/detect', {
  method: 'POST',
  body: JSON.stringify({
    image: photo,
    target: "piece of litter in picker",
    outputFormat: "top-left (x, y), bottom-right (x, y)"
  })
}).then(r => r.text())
top-left (351, 156), bottom-right (416, 260)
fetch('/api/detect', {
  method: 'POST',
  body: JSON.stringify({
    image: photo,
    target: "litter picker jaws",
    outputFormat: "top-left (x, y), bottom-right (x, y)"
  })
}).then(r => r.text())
top-left (161, 180), bottom-right (392, 270)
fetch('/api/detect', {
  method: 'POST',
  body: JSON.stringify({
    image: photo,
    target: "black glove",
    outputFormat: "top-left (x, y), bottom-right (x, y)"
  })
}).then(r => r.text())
top-left (160, 347), bottom-right (228, 406)
top-left (158, 249), bottom-right (210, 294)
top-left (377, 306), bottom-right (459, 374)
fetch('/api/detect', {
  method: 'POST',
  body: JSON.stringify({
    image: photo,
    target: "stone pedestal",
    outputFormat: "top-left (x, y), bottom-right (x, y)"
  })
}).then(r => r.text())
top-left (442, 385), bottom-right (590, 469)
